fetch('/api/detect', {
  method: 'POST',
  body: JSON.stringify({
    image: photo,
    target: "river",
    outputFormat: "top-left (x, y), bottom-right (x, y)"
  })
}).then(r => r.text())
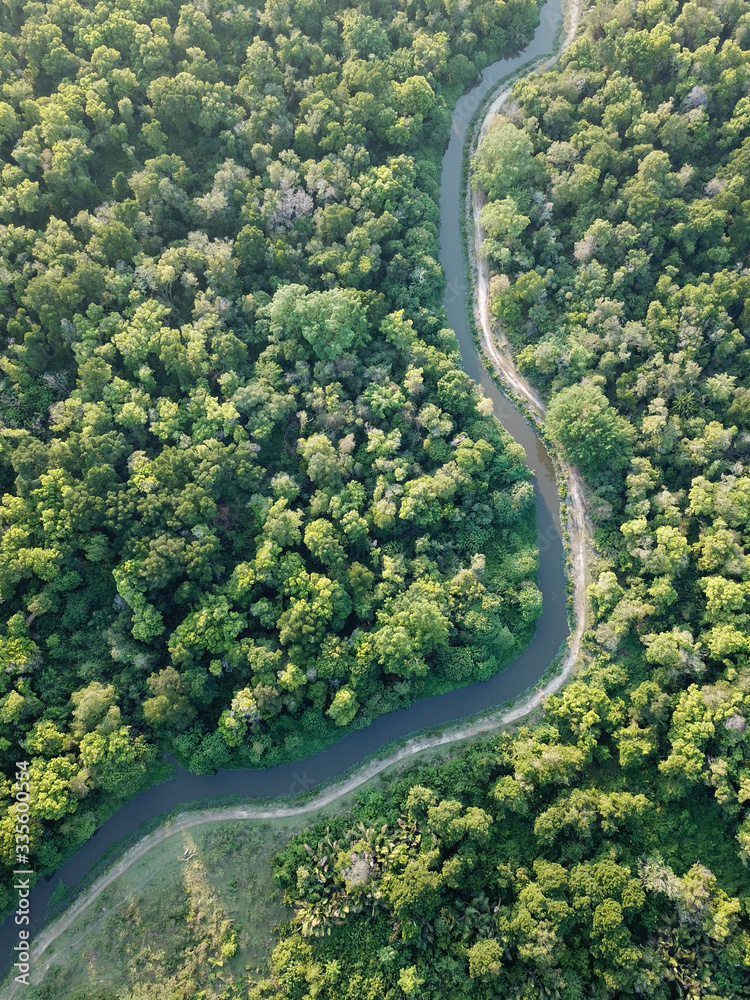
top-left (0, 0), bottom-right (567, 975)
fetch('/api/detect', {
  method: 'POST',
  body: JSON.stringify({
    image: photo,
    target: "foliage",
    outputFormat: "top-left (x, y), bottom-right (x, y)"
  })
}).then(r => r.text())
top-left (229, 1), bottom-right (750, 997)
top-left (0, 0), bottom-right (543, 911)
top-left (470, 0), bottom-right (750, 856)
top-left (258, 702), bottom-right (750, 999)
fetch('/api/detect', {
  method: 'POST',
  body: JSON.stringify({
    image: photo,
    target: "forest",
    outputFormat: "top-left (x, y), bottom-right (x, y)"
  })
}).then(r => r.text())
top-left (0, 0), bottom-right (545, 918)
top-left (234, 0), bottom-right (750, 997)
top-left (9, 0), bottom-right (750, 996)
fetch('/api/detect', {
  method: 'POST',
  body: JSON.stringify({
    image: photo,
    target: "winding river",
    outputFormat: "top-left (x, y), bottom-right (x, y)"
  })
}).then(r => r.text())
top-left (1, 0), bottom-right (573, 979)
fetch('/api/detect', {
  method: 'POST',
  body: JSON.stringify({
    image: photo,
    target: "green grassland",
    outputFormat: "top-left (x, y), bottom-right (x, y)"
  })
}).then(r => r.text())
top-left (27, 820), bottom-right (291, 999)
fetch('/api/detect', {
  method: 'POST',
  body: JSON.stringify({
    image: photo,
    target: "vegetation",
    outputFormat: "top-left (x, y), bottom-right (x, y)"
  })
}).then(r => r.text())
top-left (9, 0), bottom-right (750, 996)
top-left (256, 723), bottom-right (750, 998)
top-left (160, 0), bottom-right (750, 996)
top-left (25, 820), bottom-right (292, 999)
top-left (0, 0), bottom-right (544, 916)
top-left (472, 0), bottom-right (750, 892)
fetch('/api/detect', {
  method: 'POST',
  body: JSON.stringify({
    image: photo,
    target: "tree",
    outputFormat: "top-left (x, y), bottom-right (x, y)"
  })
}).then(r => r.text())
top-left (304, 519), bottom-right (346, 572)
top-left (79, 727), bottom-right (155, 798)
top-left (371, 584), bottom-right (450, 678)
top-left (545, 382), bottom-right (635, 479)
top-left (71, 682), bottom-right (119, 735)
top-left (478, 197), bottom-right (531, 267)
top-left (467, 939), bottom-right (503, 979)
top-left (169, 596), bottom-right (247, 674)
top-left (642, 627), bottom-right (702, 672)
top-left (264, 284), bottom-right (370, 361)
top-left (29, 757), bottom-right (79, 820)
top-left (471, 116), bottom-right (536, 200)
top-left (397, 966), bottom-right (425, 994)
top-left (327, 686), bottom-right (359, 726)
top-left (143, 667), bottom-right (195, 729)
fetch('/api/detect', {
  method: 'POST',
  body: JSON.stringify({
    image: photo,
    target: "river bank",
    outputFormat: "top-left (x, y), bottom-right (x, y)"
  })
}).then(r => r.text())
top-left (1, 0), bottom-right (589, 991)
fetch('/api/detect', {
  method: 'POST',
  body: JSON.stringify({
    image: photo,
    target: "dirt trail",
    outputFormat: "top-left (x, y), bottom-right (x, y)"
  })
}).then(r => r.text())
top-left (470, 0), bottom-right (590, 694)
top-left (2, 4), bottom-right (590, 994)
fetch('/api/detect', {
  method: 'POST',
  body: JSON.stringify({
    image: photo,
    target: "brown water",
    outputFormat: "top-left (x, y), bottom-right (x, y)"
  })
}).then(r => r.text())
top-left (0, 0), bottom-right (567, 972)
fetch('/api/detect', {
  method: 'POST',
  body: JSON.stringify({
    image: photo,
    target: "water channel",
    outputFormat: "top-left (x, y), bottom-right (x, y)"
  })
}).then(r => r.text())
top-left (0, 0), bottom-right (567, 973)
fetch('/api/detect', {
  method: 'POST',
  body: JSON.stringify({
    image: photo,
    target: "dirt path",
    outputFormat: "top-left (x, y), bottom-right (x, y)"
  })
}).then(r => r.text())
top-left (470, 0), bottom-right (590, 693)
top-left (2, 5), bottom-right (591, 994)
top-left (10, 679), bottom-right (571, 994)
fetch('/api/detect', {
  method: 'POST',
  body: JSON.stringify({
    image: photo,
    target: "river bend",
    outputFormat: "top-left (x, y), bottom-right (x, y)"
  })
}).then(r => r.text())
top-left (0, 0), bottom-right (568, 971)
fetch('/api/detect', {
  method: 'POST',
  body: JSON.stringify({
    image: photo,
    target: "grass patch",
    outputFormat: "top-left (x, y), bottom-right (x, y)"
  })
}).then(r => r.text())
top-left (27, 820), bottom-right (294, 999)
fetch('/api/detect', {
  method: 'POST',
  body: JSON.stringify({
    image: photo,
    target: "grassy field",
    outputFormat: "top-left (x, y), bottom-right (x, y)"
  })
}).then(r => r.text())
top-left (26, 819), bottom-right (296, 999)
